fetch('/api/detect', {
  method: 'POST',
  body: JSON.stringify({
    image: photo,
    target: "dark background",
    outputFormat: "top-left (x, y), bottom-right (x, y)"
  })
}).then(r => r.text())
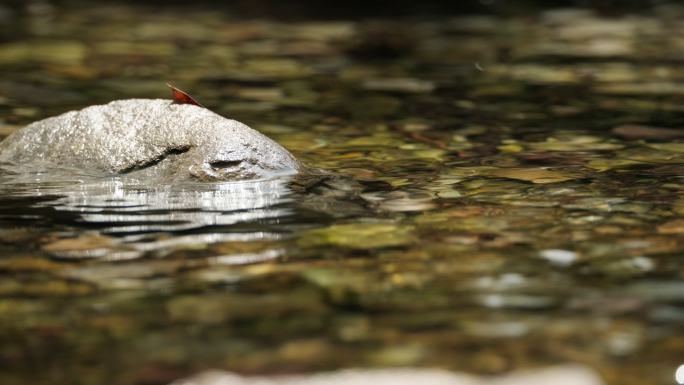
top-left (0, 0), bottom-right (674, 19)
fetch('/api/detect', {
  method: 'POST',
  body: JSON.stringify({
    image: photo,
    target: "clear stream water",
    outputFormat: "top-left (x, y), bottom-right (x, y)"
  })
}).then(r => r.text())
top-left (1, 3), bottom-right (684, 385)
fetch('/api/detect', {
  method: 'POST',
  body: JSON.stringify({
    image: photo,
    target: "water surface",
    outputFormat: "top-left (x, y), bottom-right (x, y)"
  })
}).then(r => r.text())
top-left (1, 3), bottom-right (684, 385)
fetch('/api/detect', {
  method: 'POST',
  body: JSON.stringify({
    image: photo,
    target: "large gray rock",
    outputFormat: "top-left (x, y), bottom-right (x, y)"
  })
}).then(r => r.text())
top-left (0, 99), bottom-right (299, 181)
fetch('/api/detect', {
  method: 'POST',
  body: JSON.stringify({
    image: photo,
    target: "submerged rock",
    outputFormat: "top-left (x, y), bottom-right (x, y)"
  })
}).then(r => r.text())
top-left (168, 365), bottom-right (604, 385)
top-left (0, 99), bottom-right (299, 181)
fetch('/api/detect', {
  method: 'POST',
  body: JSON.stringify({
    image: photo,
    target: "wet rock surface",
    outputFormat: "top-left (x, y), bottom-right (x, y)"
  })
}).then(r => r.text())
top-left (0, 99), bottom-right (299, 181)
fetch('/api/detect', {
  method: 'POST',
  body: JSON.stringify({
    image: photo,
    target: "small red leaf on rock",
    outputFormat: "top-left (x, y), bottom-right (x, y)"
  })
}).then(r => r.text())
top-left (167, 83), bottom-right (204, 108)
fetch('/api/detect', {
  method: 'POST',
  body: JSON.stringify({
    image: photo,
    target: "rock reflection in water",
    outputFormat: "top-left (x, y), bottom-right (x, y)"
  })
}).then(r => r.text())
top-left (0, 170), bottom-right (294, 235)
top-left (47, 178), bottom-right (293, 233)
top-left (0, 172), bottom-right (295, 261)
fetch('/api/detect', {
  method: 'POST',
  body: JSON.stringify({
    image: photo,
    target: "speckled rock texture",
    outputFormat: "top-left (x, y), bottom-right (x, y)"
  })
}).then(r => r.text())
top-left (0, 99), bottom-right (299, 181)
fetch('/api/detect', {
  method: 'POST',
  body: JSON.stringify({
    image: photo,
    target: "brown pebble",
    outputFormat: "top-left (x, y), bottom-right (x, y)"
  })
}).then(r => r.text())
top-left (612, 124), bottom-right (684, 140)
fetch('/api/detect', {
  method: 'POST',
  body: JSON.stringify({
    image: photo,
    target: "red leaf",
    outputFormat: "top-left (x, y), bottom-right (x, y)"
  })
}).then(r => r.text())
top-left (167, 83), bottom-right (204, 108)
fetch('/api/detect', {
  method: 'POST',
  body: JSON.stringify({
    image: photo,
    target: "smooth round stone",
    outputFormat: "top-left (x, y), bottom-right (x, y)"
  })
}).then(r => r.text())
top-left (0, 99), bottom-right (299, 181)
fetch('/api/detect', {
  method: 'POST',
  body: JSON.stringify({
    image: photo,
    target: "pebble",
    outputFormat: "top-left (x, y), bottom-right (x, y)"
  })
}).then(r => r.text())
top-left (539, 249), bottom-right (577, 267)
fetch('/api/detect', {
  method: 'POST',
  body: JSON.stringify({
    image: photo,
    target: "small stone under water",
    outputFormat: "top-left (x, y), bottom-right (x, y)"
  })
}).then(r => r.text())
top-left (169, 366), bottom-right (604, 385)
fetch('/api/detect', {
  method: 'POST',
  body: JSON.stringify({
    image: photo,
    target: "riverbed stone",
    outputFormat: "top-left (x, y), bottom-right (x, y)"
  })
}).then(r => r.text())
top-left (0, 99), bottom-right (300, 181)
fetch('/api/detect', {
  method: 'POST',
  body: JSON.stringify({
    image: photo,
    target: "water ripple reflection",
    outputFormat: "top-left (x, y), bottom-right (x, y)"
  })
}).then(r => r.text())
top-left (0, 172), bottom-right (295, 258)
top-left (52, 178), bottom-right (293, 232)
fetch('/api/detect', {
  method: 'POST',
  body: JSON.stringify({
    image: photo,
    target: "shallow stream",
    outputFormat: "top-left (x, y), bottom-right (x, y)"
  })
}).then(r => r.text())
top-left (1, 3), bottom-right (684, 384)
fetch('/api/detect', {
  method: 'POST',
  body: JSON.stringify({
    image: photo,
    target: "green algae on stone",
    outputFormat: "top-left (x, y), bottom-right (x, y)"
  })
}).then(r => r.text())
top-left (299, 222), bottom-right (415, 249)
top-left (524, 135), bottom-right (623, 152)
top-left (446, 166), bottom-right (582, 184)
top-left (0, 41), bottom-right (86, 65)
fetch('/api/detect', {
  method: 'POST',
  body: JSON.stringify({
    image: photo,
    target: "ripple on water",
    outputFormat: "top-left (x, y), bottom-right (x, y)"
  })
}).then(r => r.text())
top-left (0, 171), bottom-right (296, 260)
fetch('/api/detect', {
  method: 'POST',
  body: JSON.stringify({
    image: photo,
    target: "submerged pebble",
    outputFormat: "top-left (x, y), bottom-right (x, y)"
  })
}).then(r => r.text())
top-left (169, 366), bottom-right (604, 385)
top-left (539, 249), bottom-right (577, 267)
